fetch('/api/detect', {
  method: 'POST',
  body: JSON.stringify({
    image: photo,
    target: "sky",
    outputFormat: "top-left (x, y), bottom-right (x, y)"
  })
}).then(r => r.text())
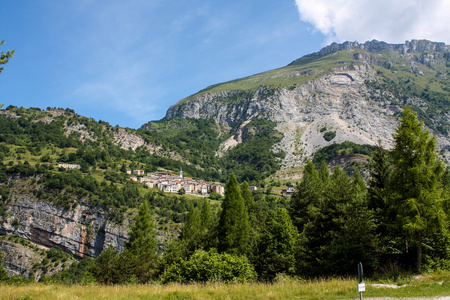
top-left (1, 0), bottom-right (449, 129)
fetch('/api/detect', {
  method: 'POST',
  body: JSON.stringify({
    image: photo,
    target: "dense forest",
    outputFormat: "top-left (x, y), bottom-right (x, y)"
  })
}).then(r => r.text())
top-left (2, 107), bottom-right (448, 284)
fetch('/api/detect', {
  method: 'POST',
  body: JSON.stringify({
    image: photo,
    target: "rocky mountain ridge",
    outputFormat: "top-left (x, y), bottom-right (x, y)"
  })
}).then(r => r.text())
top-left (291, 39), bottom-right (450, 64)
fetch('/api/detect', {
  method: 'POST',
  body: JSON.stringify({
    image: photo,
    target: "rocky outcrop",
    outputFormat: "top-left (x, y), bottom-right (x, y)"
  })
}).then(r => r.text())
top-left (112, 127), bottom-right (162, 152)
top-left (1, 194), bottom-right (130, 259)
top-left (0, 239), bottom-right (42, 278)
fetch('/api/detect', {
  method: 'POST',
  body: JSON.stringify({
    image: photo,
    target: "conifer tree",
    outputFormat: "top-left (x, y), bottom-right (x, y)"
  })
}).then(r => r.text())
top-left (389, 107), bottom-right (447, 272)
top-left (88, 245), bottom-right (118, 284)
top-left (125, 201), bottom-right (158, 282)
top-left (180, 204), bottom-right (201, 246)
top-left (241, 181), bottom-right (254, 213)
top-left (199, 199), bottom-right (216, 249)
top-left (241, 180), bottom-right (259, 260)
top-left (289, 160), bottom-right (322, 231)
top-left (218, 173), bottom-right (250, 255)
top-left (256, 208), bottom-right (299, 280)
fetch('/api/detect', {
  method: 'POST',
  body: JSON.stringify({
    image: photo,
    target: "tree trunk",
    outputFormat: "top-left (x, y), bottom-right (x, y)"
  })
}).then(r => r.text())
top-left (416, 231), bottom-right (422, 273)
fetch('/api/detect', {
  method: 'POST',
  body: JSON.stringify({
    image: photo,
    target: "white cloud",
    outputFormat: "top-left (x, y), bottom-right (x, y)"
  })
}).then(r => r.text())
top-left (295, 0), bottom-right (450, 44)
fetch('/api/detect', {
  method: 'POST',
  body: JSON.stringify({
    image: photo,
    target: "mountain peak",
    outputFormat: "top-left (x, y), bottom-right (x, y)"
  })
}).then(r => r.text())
top-left (290, 39), bottom-right (450, 65)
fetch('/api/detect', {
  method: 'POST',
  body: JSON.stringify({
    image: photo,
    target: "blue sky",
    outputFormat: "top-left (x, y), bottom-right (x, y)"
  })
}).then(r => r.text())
top-left (1, 1), bottom-right (449, 128)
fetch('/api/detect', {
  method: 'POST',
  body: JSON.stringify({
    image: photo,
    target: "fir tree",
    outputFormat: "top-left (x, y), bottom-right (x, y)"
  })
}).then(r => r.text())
top-left (180, 203), bottom-right (202, 256)
top-left (289, 160), bottom-right (322, 231)
top-left (256, 208), bottom-right (299, 280)
top-left (218, 173), bottom-right (250, 255)
top-left (389, 107), bottom-right (447, 272)
top-left (125, 201), bottom-right (158, 282)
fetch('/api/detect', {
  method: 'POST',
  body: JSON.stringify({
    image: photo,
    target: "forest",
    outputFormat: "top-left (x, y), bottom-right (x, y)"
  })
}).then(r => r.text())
top-left (2, 107), bottom-right (448, 285)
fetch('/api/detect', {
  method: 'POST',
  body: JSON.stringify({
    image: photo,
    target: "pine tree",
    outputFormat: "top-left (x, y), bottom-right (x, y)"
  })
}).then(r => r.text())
top-left (256, 208), bottom-right (299, 280)
top-left (218, 173), bottom-right (250, 255)
top-left (241, 180), bottom-right (259, 261)
top-left (180, 203), bottom-right (202, 256)
top-left (125, 201), bottom-right (158, 282)
top-left (241, 181), bottom-right (254, 213)
top-left (88, 245), bottom-right (118, 284)
top-left (199, 199), bottom-right (216, 250)
top-left (389, 107), bottom-right (447, 272)
top-left (289, 160), bottom-right (322, 231)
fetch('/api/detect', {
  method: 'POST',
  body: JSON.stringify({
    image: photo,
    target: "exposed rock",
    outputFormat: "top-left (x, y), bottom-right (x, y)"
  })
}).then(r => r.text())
top-left (1, 194), bottom-right (130, 259)
top-left (0, 239), bottom-right (41, 278)
top-left (112, 127), bottom-right (161, 152)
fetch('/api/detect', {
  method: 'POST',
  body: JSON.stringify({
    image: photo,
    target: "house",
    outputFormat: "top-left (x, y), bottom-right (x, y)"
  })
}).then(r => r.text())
top-left (281, 186), bottom-right (295, 197)
top-left (211, 184), bottom-right (225, 196)
top-left (58, 163), bottom-right (80, 170)
top-left (132, 169), bottom-right (145, 175)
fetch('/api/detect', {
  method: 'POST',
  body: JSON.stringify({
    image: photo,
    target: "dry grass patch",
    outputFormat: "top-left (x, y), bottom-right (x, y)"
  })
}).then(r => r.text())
top-left (1, 274), bottom-right (450, 300)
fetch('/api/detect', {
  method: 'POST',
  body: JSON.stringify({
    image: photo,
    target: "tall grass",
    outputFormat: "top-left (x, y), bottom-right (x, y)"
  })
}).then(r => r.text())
top-left (1, 273), bottom-right (450, 300)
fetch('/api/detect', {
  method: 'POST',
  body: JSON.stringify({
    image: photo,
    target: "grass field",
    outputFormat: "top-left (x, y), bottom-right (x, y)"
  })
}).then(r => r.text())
top-left (2, 273), bottom-right (450, 300)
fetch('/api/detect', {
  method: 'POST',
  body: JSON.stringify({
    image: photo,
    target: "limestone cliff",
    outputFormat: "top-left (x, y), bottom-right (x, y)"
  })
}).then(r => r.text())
top-left (1, 178), bottom-right (130, 259)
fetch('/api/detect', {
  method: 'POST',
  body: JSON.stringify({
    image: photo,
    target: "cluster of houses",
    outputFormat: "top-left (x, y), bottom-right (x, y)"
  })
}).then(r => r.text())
top-left (127, 169), bottom-right (225, 196)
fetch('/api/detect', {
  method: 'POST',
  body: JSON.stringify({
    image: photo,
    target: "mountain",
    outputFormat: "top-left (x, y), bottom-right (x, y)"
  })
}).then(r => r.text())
top-left (164, 39), bottom-right (450, 170)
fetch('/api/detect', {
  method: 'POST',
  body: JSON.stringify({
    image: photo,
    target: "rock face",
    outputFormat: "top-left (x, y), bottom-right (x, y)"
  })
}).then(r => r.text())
top-left (0, 239), bottom-right (41, 278)
top-left (1, 193), bottom-right (129, 259)
top-left (166, 40), bottom-right (450, 167)
top-left (166, 65), bottom-right (421, 166)
top-left (113, 127), bottom-right (161, 152)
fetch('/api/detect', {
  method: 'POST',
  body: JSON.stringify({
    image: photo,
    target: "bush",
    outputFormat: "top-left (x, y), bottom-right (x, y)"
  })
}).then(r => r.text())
top-left (323, 131), bottom-right (336, 142)
top-left (160, 249), bottom-right (256, 283)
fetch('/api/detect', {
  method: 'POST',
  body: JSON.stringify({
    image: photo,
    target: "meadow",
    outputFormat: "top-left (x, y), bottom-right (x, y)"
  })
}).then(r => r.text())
top-left (1, 272), bottom-right (450, 300)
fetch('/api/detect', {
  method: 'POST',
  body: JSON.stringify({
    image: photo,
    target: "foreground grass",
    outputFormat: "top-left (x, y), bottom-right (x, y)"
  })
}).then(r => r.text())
top-left (1, 274), bottom-right (450, 300)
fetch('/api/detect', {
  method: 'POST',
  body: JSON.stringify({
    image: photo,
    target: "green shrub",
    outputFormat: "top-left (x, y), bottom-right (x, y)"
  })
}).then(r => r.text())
top-left (160, 249), bottom-right (256, 283)
top-left (323, 131), bottom-right (336, 142)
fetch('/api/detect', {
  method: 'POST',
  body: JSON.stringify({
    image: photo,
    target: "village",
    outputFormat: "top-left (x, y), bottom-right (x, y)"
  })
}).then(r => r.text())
top-left (127, 168), bottom-right (226, 196)
top-left (57, 163), bottom-right (294, 198)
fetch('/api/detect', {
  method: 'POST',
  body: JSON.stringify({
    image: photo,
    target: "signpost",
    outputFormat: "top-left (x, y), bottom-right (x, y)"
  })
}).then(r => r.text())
top-left (357, 262), bottom-right (365, 300)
